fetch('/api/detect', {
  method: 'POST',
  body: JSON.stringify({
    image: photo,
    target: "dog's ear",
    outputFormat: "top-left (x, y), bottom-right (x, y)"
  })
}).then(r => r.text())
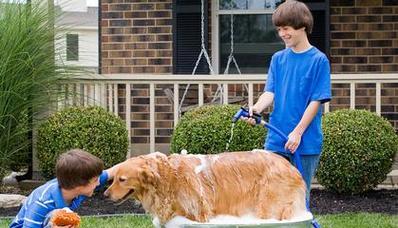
top-left (137, 154), bottom-right (165, 185)
top-left (139, 169), bottom-right (155, 184)
top-left (139, 164), bottom-right (160, 185)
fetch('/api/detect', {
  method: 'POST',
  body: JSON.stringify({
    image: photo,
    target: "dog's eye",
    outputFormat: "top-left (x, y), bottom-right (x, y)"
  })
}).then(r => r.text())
top-left (119, 177), bottom-right (127, 182)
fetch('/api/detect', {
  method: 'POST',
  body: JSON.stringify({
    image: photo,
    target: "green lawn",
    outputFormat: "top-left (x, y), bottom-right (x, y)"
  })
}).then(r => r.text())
top-left (1, 213), bottom-right (397, 228)
top-left (316, 213), bottom-right (398, 228)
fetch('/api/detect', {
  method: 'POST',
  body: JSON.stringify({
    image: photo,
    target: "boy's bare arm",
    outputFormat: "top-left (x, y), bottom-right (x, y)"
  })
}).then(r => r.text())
top-left (285, 100), bottom-right (321, 153)
top-left (252, 91), bottom-right (274, 114)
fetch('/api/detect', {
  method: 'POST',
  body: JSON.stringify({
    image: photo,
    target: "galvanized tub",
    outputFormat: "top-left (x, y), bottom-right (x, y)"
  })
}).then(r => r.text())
top-left (164, 212), bottom-right (314, 228)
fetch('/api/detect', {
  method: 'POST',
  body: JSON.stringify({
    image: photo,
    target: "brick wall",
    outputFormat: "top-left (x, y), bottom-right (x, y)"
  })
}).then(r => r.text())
top-left (330, 0), bottom-right (398, 72)
top-left (329, 0), bottom-right (398, 129)
top-left (101, 0), bottom-right (174, 154)
top-left (101, 0), bottom-right (173, 74)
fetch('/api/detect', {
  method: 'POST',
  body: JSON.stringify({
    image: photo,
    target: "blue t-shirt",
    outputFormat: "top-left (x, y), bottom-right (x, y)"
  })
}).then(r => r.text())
top-left (10, 171), bottom-right (109, 228)
top-left (264, 46), bottom-right (331, 155)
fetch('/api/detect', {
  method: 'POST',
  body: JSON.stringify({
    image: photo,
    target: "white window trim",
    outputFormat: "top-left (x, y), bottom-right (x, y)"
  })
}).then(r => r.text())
top-left (218, 9), bottom-right (275, 15)
top-left (211, 0), bottom-right (219, 74)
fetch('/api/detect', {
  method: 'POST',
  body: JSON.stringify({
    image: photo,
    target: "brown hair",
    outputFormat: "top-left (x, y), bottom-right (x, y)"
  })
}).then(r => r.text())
top-left (56, 149), bottom-right (104, 189)
top-left (272, 0), bottom-right (313, 35)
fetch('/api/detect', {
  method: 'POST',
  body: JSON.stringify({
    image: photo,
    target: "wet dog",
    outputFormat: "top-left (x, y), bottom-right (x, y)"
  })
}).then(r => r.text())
top-left (104, 150), bottom-right (306, 225)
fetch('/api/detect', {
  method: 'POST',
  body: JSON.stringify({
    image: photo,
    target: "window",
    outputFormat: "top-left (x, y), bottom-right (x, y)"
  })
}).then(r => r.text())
top-left (219, 0), bottom-right (283, 10)
top-left (66, 34), bottom-right (79, 61)
top-left (216, 0), bottom-right (284, 74)
top-left (173, 0), bottom-right (210, 74)
top-left (213, 0), bottom-right (329, 74)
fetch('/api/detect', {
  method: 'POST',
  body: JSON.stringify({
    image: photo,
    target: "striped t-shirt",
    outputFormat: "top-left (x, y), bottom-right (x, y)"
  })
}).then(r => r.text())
top-left (10, 171), bottom-right (108, 228)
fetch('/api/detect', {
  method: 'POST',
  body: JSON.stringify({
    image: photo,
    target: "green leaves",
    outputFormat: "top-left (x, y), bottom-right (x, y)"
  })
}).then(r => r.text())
top-left (37, 106), bottom-right (129, 179)
top-left (317, 109), bottom-right (398, 194)
top-left (0, 2), bottom-right (79, 177)
top-left (170, 105), bottom-right (266, 154)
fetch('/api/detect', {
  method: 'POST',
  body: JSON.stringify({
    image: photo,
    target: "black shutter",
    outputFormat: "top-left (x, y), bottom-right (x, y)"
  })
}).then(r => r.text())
top-left (304, 1), bottom-right (330, 56)
top-left (309, 10), bottom-right (327, 54)
top-left (173, 0), bottom-right (210, 74)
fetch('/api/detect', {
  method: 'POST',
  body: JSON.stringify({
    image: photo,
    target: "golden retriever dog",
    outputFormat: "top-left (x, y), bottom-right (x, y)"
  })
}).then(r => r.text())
top-left (104, 150), bottom-right (306, 225)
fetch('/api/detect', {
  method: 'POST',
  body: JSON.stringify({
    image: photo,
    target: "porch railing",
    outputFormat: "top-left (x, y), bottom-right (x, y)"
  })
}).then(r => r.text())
top-left (60, 73), bottom-right (398, 153)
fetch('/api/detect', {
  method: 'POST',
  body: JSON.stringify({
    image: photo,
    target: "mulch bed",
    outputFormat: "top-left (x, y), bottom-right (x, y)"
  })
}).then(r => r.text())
top-left (310, 189), bottom-right (398, 215)
top-left (0, 186), bottom-right (397, 217)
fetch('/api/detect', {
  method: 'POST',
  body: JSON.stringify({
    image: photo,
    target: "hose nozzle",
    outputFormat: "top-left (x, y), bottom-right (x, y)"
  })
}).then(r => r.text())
top-left (232, 107), bottom-right (262, 124)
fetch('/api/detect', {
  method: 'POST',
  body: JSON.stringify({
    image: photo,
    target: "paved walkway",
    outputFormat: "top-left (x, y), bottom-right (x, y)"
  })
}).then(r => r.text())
top-left (378, 169), bottom-right (398, 189)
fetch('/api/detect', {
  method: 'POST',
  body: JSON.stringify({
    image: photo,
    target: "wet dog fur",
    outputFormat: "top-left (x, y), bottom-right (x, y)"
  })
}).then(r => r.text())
top-left (104, 150), bottom-right (306, 225)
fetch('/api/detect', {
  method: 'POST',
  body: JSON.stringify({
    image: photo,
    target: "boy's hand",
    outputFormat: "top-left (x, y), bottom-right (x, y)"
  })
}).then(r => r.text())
top-left (241, 106), bottom-right (259, 126)
top-left (285, 130), bottom-right (302, 153)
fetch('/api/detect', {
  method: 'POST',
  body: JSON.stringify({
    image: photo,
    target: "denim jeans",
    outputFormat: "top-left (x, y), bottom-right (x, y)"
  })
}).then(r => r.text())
top-left (275, 152), bottom-right (321, 202)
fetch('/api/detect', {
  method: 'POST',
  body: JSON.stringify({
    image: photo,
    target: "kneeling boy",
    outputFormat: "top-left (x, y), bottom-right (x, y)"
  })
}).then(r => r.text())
top-left (10, 149), bottom-right (118, 228)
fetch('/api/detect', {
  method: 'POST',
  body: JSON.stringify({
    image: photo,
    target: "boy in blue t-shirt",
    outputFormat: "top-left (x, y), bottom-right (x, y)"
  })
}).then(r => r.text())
top-left (10, 149), bottom-right (119, 228)
top-left (243, 0), bottom-right (331, 201)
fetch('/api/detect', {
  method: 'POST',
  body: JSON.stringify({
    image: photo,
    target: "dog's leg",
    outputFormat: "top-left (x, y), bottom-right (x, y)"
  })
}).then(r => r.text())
top-left (196, 211), bottom-right (209, 223)
top-left (279, 202), bottom-right (294, 220)
top-left (255, 200), bottom-right (274, 219)
top-left (255, 186), bottom-right (280, 219)
top-left (198, 197), bottom-right (213, 222)
top-left (184, 203), bottom-right (210, 223)
top-left (179, 198), bottom-right (211, 223)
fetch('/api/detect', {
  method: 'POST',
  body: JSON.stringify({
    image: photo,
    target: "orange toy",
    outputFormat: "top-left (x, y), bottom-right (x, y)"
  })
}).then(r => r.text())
top-left (51, 209), bottom-right (81, 227)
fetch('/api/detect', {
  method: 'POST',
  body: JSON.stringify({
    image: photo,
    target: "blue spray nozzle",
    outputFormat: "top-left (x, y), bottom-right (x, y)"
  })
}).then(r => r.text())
top-left (232, 107), bottom-right (262, 124)
top-left (232, 107), bottom-right (246, 123)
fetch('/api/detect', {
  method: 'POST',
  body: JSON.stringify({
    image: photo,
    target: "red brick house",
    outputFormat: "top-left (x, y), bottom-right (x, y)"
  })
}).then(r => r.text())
top-left (99, 0), bottom-right (398, 155)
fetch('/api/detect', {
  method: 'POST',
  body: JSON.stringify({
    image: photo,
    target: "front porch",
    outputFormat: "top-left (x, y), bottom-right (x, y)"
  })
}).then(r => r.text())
top-left (54, 73), bottom-right (398, 155)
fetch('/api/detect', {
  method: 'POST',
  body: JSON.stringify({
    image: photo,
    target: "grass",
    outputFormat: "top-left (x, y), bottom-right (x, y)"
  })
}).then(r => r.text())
top-left (81, 215), bottom-right (153, 228)
top-left (1, 213), bottom-right (397, 228)
top-left (316, 213), bottom-right (398, 228)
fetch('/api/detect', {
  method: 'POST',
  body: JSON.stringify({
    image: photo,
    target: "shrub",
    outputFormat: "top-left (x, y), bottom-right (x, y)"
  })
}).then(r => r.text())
top-left (170, 105), bottom-right (266, 154)
top-left (37, 106), bottom-right (128, 179)
top-left (317, 109), bottom-right (398, 194)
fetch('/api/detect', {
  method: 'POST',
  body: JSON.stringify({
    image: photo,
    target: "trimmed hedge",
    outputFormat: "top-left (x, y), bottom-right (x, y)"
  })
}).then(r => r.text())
top-left (37, 106), bottom-right (128, 179)
top-left (318, 109), bottom-right (398, 194)
top-left (170, 105), bottom-right (266, 154)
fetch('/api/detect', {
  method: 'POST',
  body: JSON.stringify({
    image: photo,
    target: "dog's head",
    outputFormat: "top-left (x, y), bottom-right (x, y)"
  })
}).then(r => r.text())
top-left (104, 152), bottom-right (166, 204)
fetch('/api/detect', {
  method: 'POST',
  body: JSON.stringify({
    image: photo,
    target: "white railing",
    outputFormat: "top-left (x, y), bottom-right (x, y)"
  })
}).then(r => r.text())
top-left (62, 73), bottom-right (398, 153)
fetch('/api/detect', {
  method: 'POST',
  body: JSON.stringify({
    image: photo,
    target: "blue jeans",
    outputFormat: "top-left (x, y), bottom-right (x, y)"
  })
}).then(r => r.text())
top-left (275, 152), bottom-right (321, 202)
